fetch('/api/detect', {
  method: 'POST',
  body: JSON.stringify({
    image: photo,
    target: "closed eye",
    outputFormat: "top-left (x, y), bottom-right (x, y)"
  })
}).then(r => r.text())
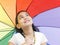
top-left (26, 14), bottom-right (29, 16)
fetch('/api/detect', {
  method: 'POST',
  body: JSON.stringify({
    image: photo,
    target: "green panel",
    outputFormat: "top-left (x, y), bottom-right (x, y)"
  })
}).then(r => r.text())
top-left (0, 29), bottom-right (15, 45)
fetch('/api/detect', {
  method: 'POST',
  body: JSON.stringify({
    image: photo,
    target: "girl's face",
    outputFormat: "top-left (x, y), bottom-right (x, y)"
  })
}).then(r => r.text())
top-left (17, 12), bottom-right (33, 28)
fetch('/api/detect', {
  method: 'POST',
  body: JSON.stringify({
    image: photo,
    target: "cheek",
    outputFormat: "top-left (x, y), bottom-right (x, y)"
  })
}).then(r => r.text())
top-left (19, 21), bottom-right (23, 24)
top-left (18, 21), bottom-right (23, 27)
top-left (29, 17), bottom-right (32, 20)
top-left (19, 20), bottom-right (25, 26)
top-left (28, 17), bottom-right (33, 24)
top-left (30, 17), bottom-right (33, 22)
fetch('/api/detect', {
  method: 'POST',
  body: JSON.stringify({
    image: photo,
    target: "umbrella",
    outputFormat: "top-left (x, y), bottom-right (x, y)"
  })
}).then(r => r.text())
top-left (0, 0), bottom-right (60, 45)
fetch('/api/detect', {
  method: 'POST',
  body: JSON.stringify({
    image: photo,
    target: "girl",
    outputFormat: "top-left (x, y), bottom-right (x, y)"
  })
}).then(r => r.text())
top-left (8, 10), bottom-right (48, 45)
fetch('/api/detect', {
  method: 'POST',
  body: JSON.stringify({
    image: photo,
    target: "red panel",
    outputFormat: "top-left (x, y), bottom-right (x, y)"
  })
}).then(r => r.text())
top-left (27, 0), bottom-right (60, 17)
top-left (16, 0), bottom-right (32, 13)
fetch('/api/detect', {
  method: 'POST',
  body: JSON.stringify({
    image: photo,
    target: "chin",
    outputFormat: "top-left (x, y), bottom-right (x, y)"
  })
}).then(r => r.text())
top-left (24, 23), bottom-right (32, 27)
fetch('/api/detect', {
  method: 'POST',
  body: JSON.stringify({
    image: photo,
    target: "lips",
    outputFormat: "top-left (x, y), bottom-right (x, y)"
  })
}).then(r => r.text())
top-left (24, 20), bottom-right (30, 23)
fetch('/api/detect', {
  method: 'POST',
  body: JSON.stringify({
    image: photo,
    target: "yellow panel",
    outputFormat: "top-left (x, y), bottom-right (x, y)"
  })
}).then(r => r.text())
top-left (0, 22), bottom-right (14, 31)
top-left (0, 5), bottom-right (14, 27)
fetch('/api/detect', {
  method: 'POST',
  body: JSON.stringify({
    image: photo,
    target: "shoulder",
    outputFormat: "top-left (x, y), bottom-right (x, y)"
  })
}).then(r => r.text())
top-left (13, 33), bottom-right (22, 36)
top-left (35, 31), bottom-right (45, 36)
top-left (8, 33), bottom-right (25, 45)
top-left (35, 31), bottom-right (47, 38)
top-left (35, 31), bottom-right (48, 43)
top-left (12, 33), bottom-right (24, 39)
top-left (9, 32), bottom-right (24, 41)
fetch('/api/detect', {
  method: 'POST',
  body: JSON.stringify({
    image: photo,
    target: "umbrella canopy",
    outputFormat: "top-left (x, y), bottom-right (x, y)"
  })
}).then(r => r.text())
top-left (0, 0), bottom-right (60, 45)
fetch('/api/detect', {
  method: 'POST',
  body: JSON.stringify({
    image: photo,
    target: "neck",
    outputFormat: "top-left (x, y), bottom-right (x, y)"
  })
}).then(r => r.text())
top-left (22, 25), bottom-right (34, 36)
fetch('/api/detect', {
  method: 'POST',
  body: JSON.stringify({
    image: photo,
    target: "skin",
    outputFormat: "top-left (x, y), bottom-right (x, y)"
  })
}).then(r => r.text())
top-left (8, 11), bottom-right (47, 45)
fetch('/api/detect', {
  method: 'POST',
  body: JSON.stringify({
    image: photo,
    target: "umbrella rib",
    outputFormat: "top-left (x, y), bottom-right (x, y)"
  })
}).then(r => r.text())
top-left (0, 4), bottom-right (15, 27)
top-left (0, 28), bottom-right (14, 32)
top-left (0, 30), bottom-right (15, 41)
top-left (37, 26), bottom-right (60, 28)
top-left (0, 30), bottom-right (14, 32)
top-left (0, 21), bottom-right (14, 28)
top-left (32, 6), bottom-right (60, 18)
top-left (26, 0), bottom-right (33, 11)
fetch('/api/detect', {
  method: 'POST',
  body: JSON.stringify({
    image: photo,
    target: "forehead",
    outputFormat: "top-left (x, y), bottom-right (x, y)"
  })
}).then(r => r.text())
top-left (18, 12), bottom-right (28, 16)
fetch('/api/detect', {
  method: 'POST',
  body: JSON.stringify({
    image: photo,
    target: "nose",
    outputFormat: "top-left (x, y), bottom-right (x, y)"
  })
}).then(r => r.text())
top-left (24, 17), bottom-right (28, 20)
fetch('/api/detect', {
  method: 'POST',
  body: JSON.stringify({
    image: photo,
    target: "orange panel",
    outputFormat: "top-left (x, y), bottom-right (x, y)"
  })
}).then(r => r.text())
top-left (0, 0), bottom-right (16, 25)
top-left (16, 0), bottom-right (32, 13)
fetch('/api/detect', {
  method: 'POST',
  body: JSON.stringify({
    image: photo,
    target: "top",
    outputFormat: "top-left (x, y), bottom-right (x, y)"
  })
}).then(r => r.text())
top-left (8, 32), bottom-right (48, 45)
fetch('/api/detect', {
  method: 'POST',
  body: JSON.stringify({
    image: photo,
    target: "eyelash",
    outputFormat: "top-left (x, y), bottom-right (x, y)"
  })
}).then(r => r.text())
top-left (20, 17), bottom-right (24, 18)
top-left (26, 14), bottom-right (29, 16)
top-left (20, 15), bottom-right (29, 18)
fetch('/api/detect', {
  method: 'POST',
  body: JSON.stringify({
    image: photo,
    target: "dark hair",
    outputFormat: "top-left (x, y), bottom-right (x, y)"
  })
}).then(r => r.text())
top-left (15, 10), bottom-right (39, 35)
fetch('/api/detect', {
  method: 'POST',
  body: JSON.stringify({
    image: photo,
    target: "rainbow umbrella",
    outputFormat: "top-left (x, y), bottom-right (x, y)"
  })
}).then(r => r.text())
top-left (0, 0), bottom-right (16, 45)
top-left (0, 0), bottom-right (60, 45)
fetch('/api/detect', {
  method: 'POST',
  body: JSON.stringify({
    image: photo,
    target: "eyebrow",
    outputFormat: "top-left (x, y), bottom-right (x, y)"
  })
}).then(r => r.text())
top-left (18, 12), bottom-right (29, 17)
top-left (19, 15), bottom-right (23, 18)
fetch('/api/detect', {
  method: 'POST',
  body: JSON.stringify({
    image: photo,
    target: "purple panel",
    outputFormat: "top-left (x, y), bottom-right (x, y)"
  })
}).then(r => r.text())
top-left (38, 27), bottom-right (60, 45)
top-left (33, 7), bottom-right (60, 28)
